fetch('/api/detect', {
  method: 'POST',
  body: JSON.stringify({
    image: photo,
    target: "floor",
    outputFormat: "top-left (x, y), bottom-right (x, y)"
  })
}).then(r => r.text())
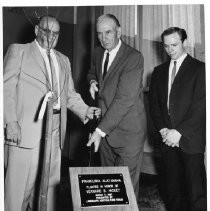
top-left (59, 156), bottom-right (167, 211)
top-left (138, 173), bottom-right (167, 211)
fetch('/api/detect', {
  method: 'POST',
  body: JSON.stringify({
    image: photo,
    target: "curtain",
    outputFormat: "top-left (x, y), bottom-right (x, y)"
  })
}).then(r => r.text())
top-left (138, 5), bottom-right (205, 154)
top-left (103, 5), bottom-right (137, 48)
top-left (103, 6), bottom-right (154, 154)
top-left (138, 4), bottom-right (205, 87)
top-left (102, 5), bottom-right (205, 156)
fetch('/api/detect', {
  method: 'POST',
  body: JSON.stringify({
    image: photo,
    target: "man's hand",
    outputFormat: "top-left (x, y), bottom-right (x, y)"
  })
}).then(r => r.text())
top-left (89, 81), bottom-right (98, 100)
top-left (159, 128), bottom-right (169, 139)
top-left (86, 107), bottom-right (101, 120)
top-left (162, 129), bottom-right (181, 147)
top-left (6, 121), bottom-right (21, 145)
top-left (87, 131), bottom-right (102, 152)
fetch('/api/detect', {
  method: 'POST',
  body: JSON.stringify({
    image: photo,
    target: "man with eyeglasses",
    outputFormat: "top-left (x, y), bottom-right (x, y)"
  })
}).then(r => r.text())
top-left (4, 15), bottom-right (100, 211)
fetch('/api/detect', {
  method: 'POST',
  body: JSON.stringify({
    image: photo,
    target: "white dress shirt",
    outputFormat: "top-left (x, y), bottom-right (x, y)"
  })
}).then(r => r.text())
top-left (102, 39), bottom-right (122, 75)
top-left (35, 40), bottom-right (61, 109)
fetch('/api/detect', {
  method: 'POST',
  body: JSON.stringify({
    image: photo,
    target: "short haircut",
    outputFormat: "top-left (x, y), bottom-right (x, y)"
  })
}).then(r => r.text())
top-left (161, 27), bottom-right (187, 43)
top-left (97, 14), bottom-right (121, 27)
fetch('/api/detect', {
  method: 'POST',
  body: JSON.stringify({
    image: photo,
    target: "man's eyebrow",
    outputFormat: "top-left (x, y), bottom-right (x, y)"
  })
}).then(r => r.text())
top-left (164, 42), bottom-right (179, 46)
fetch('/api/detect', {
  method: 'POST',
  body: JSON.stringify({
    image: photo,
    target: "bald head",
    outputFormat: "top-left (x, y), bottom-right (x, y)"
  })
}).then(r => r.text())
top-left (39, 15), bottom-right (59, 29)
top-left (35, 15), bottom-right (60, 50)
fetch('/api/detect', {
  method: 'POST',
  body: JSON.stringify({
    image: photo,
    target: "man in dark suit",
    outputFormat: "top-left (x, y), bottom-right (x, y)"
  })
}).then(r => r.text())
top-left (4, 15), bottom-right (100, 211)
top-left (149, 27), bottom-right (206, 211)
top-left (86, 14), bottom-right (147, 200)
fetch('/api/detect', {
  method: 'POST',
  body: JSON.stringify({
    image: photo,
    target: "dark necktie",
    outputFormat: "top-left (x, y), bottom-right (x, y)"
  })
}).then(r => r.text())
top-left (102, 52), bottom-right (109, 80)
top-left (171, 61), bottom-right (177, 86)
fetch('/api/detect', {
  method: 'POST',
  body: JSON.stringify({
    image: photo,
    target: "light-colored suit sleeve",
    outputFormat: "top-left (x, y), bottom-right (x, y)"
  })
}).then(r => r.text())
top-left (64, 58), bottom-right (89, 123)
top-left (4, 44), bottom-right (23, 125)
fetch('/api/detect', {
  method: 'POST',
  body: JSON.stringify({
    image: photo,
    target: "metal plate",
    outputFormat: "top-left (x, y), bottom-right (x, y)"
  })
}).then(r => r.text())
top-left (78, 173), bottom-right (129, 207)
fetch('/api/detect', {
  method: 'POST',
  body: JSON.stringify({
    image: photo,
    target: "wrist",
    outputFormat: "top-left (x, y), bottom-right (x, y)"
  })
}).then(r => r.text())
top-left (174, 129), bottom-right (181, 136)
top-left (95, 128), bottom-right (106, 138)
top-left (90, 80), bottom-right (98, 85)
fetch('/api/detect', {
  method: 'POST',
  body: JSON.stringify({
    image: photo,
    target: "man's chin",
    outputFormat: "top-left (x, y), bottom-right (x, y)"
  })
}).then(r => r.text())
top-left (170, 55), bottom-right (177, 60)
top-left (102, 44), bottom-right (110, 49)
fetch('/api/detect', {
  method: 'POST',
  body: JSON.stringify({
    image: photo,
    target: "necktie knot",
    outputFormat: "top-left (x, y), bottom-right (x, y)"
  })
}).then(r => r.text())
top-left (46, 48), bottom-right (52, 56)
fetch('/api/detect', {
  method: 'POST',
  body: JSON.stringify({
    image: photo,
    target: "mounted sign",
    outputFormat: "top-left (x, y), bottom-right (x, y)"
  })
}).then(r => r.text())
top-left (69, 166), bottom-right (139, 211)
top-left (78, 173), bottom-right (129, 207)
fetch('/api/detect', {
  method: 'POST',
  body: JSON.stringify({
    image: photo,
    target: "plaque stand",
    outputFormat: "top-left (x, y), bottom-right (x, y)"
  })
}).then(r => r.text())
top-left (69, 166), bottom-right (139, 211)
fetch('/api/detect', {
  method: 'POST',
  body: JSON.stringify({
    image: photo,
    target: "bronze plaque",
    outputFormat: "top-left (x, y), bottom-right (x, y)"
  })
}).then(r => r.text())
top-left (78, 173), bottom-right (129, 207)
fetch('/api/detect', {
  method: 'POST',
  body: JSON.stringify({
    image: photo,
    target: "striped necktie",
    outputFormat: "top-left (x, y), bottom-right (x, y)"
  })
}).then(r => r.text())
top-left (171, 61), bottom-right (177, 86)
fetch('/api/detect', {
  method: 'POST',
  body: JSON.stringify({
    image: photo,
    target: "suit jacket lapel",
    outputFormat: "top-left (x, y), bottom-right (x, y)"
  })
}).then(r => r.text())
top-left (97, 49), bottom-right (105, 85)
top-left (29, 41), bottom-right (51, 91)
top-left (104, 43), bottom-right (124, 80)
top-left (173, 54), bottom-right (191, 84)
top-left (54, 51), bottom-right (66, 94)
top-left (162, 55), bottom-right (191, 98)
top-left (162, 61), bottom-right (170, 105)
top-left (99, 42), bottom-right (125, 91)
top-left (30, 41), bottom-right (47, 74)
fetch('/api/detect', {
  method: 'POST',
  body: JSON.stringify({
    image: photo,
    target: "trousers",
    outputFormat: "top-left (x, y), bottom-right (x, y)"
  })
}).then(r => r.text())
top-left (4, 114), bottom-right (61, 211)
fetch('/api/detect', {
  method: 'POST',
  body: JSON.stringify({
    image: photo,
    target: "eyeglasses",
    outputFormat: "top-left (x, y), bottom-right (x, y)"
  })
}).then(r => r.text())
top-left (38, 26), bottom-right (60, 37)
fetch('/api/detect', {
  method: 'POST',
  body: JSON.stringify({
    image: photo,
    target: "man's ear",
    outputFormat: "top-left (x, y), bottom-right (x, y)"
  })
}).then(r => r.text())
top-left (183, 39), bottom-right (187, 48)
top-left (117, 27), bottom-right (122, 39)
top-left (35, 25), bottom-right (39, 36)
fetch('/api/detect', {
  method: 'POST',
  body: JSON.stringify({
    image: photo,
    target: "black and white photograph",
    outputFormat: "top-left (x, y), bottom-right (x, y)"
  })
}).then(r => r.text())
top-left (1, 1), bottom-right (209, 211)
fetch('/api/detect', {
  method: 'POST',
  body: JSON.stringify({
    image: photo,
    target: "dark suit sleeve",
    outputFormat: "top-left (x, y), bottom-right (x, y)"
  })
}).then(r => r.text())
top-left (176, 64), bottom-right (205, 141)
top-left (87, 49), bottom-right (98, 83)
top-left (148, 67), bottom-right (167, 131)
top-left (98, 52), bottom-right (144, 134)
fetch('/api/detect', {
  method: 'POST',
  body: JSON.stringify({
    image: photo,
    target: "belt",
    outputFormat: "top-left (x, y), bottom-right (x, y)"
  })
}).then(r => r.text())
top-left (53, 109), bottom-right (61, 114)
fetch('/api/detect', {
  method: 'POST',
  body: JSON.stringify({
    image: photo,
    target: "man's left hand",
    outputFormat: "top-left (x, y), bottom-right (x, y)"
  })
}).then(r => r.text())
top-left (87, 131), bottom-right (102, 152)
top-left (86, 107), bottom-right (101, 120)
top-left (162, 129), bottom-right (181, 147)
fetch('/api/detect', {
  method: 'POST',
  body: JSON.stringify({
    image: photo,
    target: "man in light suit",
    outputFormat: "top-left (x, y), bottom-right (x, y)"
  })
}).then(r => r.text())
top-left (4, 15), bottom-right (100, 211)
top-left (149, 27), bottom-right (206, 211)
top-left (86, 14), bottom-right (147, 200)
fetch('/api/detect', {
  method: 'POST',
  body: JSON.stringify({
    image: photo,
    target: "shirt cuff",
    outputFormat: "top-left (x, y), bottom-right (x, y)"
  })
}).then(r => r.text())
top-left (96, 127), bottom-right (106, 138)
top-left (90, 80), bottom-right (98, 85)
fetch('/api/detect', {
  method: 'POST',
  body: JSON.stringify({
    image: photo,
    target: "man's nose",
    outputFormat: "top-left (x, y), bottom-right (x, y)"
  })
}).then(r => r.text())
top-left (168, 46), bottom-right (174, 53)
top-left (102, 34), bottom-right (107, 42)
top-left (48, 32), bottom-right (56, 39)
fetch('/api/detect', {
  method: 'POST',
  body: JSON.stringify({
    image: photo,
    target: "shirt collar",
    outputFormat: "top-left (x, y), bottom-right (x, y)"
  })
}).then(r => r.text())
top-left (171, 52), bottom-right (187, 66)
top-left (35, 39), bottom-right (54, 55)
